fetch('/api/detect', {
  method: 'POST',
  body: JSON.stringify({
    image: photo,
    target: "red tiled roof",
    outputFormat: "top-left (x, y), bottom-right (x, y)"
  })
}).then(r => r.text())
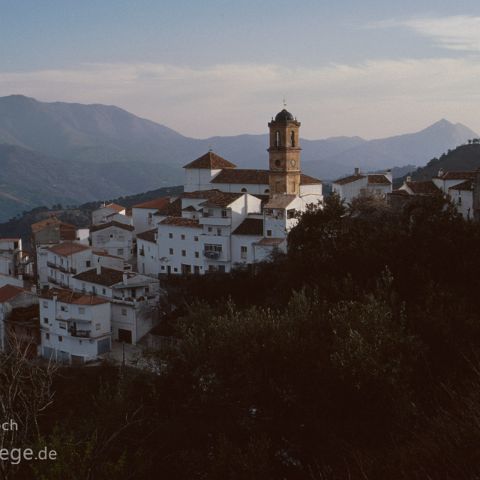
top-left (211, 169), bottom-right (269, 185)
top-left (0, 285), bottom-right (26, 303)
top-left (47, 242), bottom-right (91, 256)
top-left (104, 203), bottom-right (125, 212)
top-left (90, 221), bottom-right (135, 233)
top-left (73, 267), bottom-right (125, 287)
top-left (405, 181), bottom-right (440, 195)
top-left (199, 191), bottom-right (243, 208)
top-left (265, 194), bottom-right (297, 209)
top-left (137, 229), bottom-right (157, 242)
top-left (232, 218), bottom-right (263, 236)
top-left (333, 174), bottom-right (366, 185)
top-left (159, 217), bottom-right (203, 229)
top-left (368, 174), bottom-right (391, 185)
top-left (437, 171), bottom-right (476, 180)
top-left (449, 180), bottom-right (473, 191)
top-left (40, 288), bottom-right (109, 305)
top-left (31, 217), bottom-right (75, 233)
top-left (300, 173), bottom-right (322, 185)
top-left (255, 237), bottom-right (285, 246)
top-left (155, 198), bottom-right (182, 217)
top-left (92, 250), bottom-right (123, 259)
top-left (183, 151), bottom-right (236, 170)
top-left (133, 197), bottom-right (170, 210)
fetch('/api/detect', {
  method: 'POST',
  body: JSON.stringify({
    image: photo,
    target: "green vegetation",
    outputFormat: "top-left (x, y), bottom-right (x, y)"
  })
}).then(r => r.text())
top-left (6, 194), bottom-right (480, 479)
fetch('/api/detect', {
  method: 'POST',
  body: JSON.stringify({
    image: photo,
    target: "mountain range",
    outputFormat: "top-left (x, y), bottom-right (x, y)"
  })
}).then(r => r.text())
top-left (0, 94), bottom-right (477, 222)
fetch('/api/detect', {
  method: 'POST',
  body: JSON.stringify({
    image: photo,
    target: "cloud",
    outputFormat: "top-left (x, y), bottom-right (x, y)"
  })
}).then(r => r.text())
top-left (371, 15), bottom-right (480, 53)
top-left (1, 59), bottom-right (480, 139)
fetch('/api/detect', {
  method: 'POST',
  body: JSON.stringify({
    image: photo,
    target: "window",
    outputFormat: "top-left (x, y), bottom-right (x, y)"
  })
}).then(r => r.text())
top-left (96, 323), bottom-right (101, 331)
top-left (59, 322), bottom-right (66, 330)
top-left (241, 188), bottom-right (247, 193)
top-left (241, 246), bottom-right (248, 259)
top-left (110, 234), bottom-right (114, 238)
top-left (102, 288), bottom-right (106, 295)
top-left (205, 244), bottom-right (222, 253)
top-left (195, 251), bottom-right (199, 258)
top-left (208, 227), bottom-right (212, 233)
top-left (221, 209), bottom-right (228, 218)
top-left (275, 130), bottom-right (280, 147)
top-left (267, 230), bottom-right (272, 237)
top-left (43, 318), bottom-right (48, 324)
top-left (86, 260), bottom-right (91, 268)
top-left (264, 189), bottom-right (270, 194)
top-left (174, 267), bottom-right (178, 272)
top-left (181, 234), bottom-right (185, 240)
top-left (194, 236), bottom-right (199, 242)
top-left (182, 250), bottom-right (186, 257)
top-left (60, 305), bottom-right (68, 312)
top-left (287, 209), bottom-right (296, 219)
top-left (79, 307), bottom-right (85, 315)
top-left (169, 248), bottom-right (174, 255)
top-left (45, 333), bottom-right (50, 340)
top-left (161, 266), bottom-right (165, 270)
top-left (218, 265), bottom-right (226, 273)
top-left (216, 228), bottom-right (221, 236)
top-left (208, 208), bottom-right (214, 217)
top-left (169, 233), bottom-right (173, 239)
top-left (58, 336), bottom-right (63, 342)
top-left (42, 301), bottom-right (48, 308)
top-left (117, 248), bottom-right (124, 256)
top-left (121, 308), bottom-right (127, 316)
top-left (291, 130), bottom-right (295, 147)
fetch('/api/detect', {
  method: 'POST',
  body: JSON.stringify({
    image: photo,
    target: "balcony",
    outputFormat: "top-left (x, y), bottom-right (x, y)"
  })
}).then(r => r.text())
top-left (68, 327), bottom-right (91, 338)
top-left (203, 250), bottom-right (221, 260)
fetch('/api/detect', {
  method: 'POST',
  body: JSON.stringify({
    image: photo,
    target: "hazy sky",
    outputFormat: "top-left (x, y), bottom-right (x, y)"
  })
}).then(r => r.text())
top-left (1, 0), bottom-right (480, 139)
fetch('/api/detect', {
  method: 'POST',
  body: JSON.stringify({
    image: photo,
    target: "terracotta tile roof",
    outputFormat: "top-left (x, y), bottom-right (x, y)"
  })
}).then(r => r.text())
top-left (47, 242), bottom-right (91, 256)
top-left (0, 237), bottom-right (21, 241)
top-left (333, 174), bottom-right (366, 185)
top-left (31, 217), bottom-right (75, 233)
top-left (137, 229), bottom-right (157, 242)
top-left (390, 189), bottom-right (409, 196)
top-left (368, 174), bottom-right (392, 185)
top-left (90, 221), bottom-right (135, 233)
top-left (449, 180), bottom-right (474, 191)
top-left (405, 181), bottom-right (440, 195)
top-left (437, 171), bottom-right (476, 180)
top-left (0, 285), bottom-right (27, 303)
top-left (154, 198), bottom-right (182, 217)
top-left (199, 191), bottom-right (243, 208)
top-left (182, 205), bottom-right (198, 212)
top-left (104, 203), bottom-right (125, 212)
top-left (159, 217), bottom-right (203, 229)
top-left (40, 288), bottom-right (109, 305)
top-left (233, 218), bottom-right (263, 236)
top-left (73, 267), bottom-right (124, 287)
top-left (300, 173), bottom-right (322, 185)
top-left (183, 151), bottom-right (236, 170)
top-left (133, 197), bottom-right (170, 210)
top-left (255, 237), bottom-right (285, 246)
top-left (211, 169), bottom-right (269, 185)
top-left (265, 194), bottom-right (297, 209)
top-left (7, 304), bottom-right (40, 324)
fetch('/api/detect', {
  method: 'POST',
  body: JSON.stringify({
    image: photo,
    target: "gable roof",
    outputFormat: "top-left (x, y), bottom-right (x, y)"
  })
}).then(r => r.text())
top-left (137, 229), bottom-right (157, 242)
top-left (183, 151), bottom-right (236, 170)
top-left (73, 267), bottom-right (124, 287)
top-left (449, 180), bottom-right (473, 191)
top-left (31, 217), bottom-right (75, 233)
top-left (265, 194), bottom-right (297, 209)
top-left (333, 174), bottom-right (366, 185)
top-left (300, 173), bottom-right (322, 185)
top-left (103, 203), bottom-right (125, 212)
top-left (232, 218), bottom-right (263, 236)
top-left (211, 169), bottom-right (269, 185)
top-left (405, 181), bottom-right (440, 195)
top-left (368, 174), bottom-right (392, 185)
top-left (90, 221), bottom-right (135, 233)
top-left (199, 191), bottom-right (243, 208)
top-left (133, 197), bottom-right (170, 210)
top-left (0, 285), bottom-right (27, 303)
top-left (154, 198), bottom-right (182, 217)
top-left (47, 242), bottom-right (91, 256)
top-left (159, 217), bottom-right (203, 229)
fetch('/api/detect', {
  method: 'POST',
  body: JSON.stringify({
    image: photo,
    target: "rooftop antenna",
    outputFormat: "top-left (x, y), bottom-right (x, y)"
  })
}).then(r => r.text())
top-left (283, 97), bottom-right (287, 108)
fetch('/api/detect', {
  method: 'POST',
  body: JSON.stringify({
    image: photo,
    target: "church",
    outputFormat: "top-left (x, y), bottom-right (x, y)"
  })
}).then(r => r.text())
top-left (135, 108), bottom-right (323, 275)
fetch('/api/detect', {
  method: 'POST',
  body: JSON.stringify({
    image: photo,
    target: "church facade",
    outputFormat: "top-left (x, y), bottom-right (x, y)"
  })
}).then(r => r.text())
top-left (135, 108), bottom-right (323, 275)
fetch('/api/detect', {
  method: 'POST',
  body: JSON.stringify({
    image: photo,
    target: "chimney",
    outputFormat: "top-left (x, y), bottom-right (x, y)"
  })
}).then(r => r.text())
top-left (154, 231), bottom-right (158, 242)
top-left (354, 167), bottom-right (360, 175)
top-left (96, 263), bottom-right (101, 275)
top-left (438, 168), bottom-right (444, 178)
top-left (406, 176), bottom-right (412, 183)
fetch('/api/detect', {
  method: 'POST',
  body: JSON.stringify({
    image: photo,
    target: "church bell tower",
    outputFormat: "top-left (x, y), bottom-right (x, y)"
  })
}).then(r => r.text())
top-left (268, 108), bottom-right (301, 197)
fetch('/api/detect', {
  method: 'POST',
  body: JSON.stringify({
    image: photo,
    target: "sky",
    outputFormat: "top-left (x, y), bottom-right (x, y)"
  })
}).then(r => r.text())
top-left (1, 0), bottom-right (480, 139)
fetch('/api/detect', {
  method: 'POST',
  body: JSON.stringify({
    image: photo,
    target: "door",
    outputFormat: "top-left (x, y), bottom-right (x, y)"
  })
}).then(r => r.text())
top-left (118, 329), bottom-right (132, 344)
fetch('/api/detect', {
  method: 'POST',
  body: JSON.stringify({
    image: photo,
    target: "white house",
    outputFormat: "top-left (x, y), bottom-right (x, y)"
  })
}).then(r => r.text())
top-left (71, 266), bottom-right (161, 344)
top-left (91, 203), bottom-right (127, 225)
top-left (132, 197), bottom-right (172, 234)
top-left (137, 229), bottom-right (159, 277)
top-left (449, 181), bottom-right (474, 219)
top-left (332, 169), bottom-right (392, 203)
top-left (39, 288), bottom-right (111, 365)
top-left (90, 221), bottom-right (135, 262)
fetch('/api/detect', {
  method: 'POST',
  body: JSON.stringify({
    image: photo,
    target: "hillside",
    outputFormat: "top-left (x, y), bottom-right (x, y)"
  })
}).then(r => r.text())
top-left (408, 143), bottom-right (480, 181)
top-left (0, 184), bottom-right (183, 244)
top-left (0, 95), bottom-right (478, 220)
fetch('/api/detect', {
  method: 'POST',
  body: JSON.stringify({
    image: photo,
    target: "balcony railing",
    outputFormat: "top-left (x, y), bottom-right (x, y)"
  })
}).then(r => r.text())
top-left (68, 327), bottom-right (90, 338)
top-left (203, 250), bottom-right (221, 260)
